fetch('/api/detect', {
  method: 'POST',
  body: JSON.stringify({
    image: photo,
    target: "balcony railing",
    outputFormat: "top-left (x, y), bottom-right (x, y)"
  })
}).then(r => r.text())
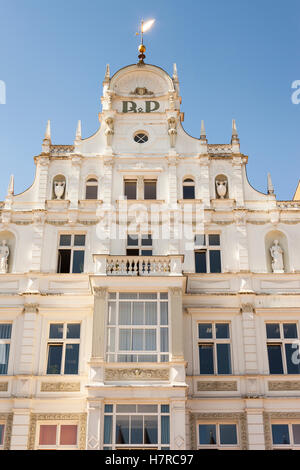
top-left (93, 255), bottom-right (183, 276)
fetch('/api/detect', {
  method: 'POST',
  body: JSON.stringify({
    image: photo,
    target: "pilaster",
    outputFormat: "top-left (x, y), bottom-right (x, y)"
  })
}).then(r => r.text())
top-left (91, 287), bottom-right (108, 360)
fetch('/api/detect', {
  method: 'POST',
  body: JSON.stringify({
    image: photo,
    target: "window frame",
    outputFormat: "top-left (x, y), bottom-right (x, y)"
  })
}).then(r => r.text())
top-left (0, 323), bottom-right (12, 376)
top-left (197, 421), bottom-right (239, 450)
top-left (57, 233), bottom-right (86, 274)
top-left (266, 322), bottom-right (300, 375)
top-left (271, 421), bottom-right (300, 449)
top-left (126, 234), bottom-right (153, 256)
top-left (46, 322), bottom-right (81, 375)
top-left (85, 177), bottom-right (98, 200)
top-left (182, 177), bottom-right (195, 200)
top-left (0, 422), bottom-right (5, 449)
top-left (194, 233), bottom-right (222, 273)
top-left (36, 421), bottom-right (79, 450)
top-left (143, 179), bottom-right (157, 200)
top-left (197, 322), bottom-right (232, 375)
top-left (124, 179), bottom-right (137, 200)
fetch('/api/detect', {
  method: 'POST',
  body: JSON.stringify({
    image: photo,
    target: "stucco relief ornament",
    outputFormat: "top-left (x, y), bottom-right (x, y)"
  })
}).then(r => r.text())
top-left (105, 117), bottom-right (114, 147)
top-left (216, 179), bottom-right (227, 199)
top-left (54, 181), bottom-right (65, 200)
top-left (0, 240), bottom-right (9, 273)
top-left (168, 117), bottom-right (177, 148)
top-left (270, 239), bottom-right (284, 273)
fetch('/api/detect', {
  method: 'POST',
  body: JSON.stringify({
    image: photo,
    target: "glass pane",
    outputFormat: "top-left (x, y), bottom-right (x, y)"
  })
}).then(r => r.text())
top-left (283, 324), bottom-right (298, 339)
top-left (138, 354), bottom-right (157, 362)
top-left (116, 416), bottom-right (129, 444)
top-left (133, 302), bottom-right (144, 325)
top-left (183, 185), bottom-right (195, 199)
top-left (0, 424), bottom-right (4, 445)
top-left (60, 235), bottom-right (71, 246)
top-left (131, 416), bottom-right (143, 444)
top-left (161, 405), bottom-right (169, 413)
top-left (57, 249), bottom-right (71, 273)
top-left (108, 293), bottom-right (116, 299)
top-left (47, 344), bottom-right (62, 374)
top-left (145, 329), bottom-right (156, 351)
top-left (216, 323), bottom-right (230, 339)
top-left (86, 185), bottom-right (98, 200)
top-left (119, 330), bottom-right (131, 351)
top-left (209, 250), bottom-right (221, 273)
top-left (119, 293), bottom-right (138, 299)
top-left (144, 181), bottom-right (157, 200)
top-left (60, 425), bottom-right (77, 445)
top-left (116, 405), bottom-right (136, 413)
top-left (0, 344), bottom-right (9, 374)
top-left (199, 344), bottom-right (214, 374)
top-left (104, 405), bottom-right (113, 413)
top-left (108, 302), bottom-right (116, 325)
top-left (74, 235), bottom-right (86, 246)
top-left (292, 424), bottom-right (300, 444)
top-left (209, 234), bottom-right (220, 246)
top-left (198, 324), bottom-right (212, 339)
top-left (141, 234), bottom-right (152, 246)
top-left (145, 303), bottom-right (157, 325)
top-left (220, 425), bottom-right (237, 445)
top-left (137, 405), bottom-right (158, 413)
top-left (266, 323), bottom-right (280, 339)
top-left (49, 324), bottom-right (63, 339)
top-left (161, 416), bottom-right (170, 445)
top-left (132, 330), bottom-right (143, 350)
top-left (267, 344), bottom-right (283, 374)
top-left (217, 344), bottom-right (232, 374)
top-left (104, 416), bottom-right (112, 444)
top-left (66, 323), bottom-right (80, 339)
top-left (119, 302), bottom-right (131, 325)
top-left (199, 424), bottom-right (217, 445)
top-left (285, 343), bottom-right (300, 374)
top-left (141, 250), bottom-right (152, 256)
top-left (195, 234), bottom-right (206, 246)
top-left (160, 303), bottom-right (168, 325)
top-left (160, 293), bottom-right (168, 300)
top-left (195, 251), bottom-right (207, 273)
top-left (272, 424), bottom-right (290, 445)
top-left (107, 328), bottom-right (115, 353)
top-left (144, 416), bottom-right (158, 444)
top-left (127, 235), bottom-right (139, 246)
top-left (39, 425), bottom-right (57, 445)
top-left (139, 293), bottom-right (157, 299)
top-left (72, 250), bottom-right (85, 273)
top-left (64, 344), bottom-right (79, 374)
top-left (125, 181), bottom-right (137, 200)
top-left (160, 328), bottom-right (169, 353)
top-left (0, 324), bottom-right (11, 339)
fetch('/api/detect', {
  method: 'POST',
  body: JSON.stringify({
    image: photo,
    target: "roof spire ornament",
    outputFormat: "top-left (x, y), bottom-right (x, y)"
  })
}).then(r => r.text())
top-left (104, 64), bottom-right (110, 82)
top-left (231, 119), bottom-right (240, 153)
top-left (42, 120), bottom-right (51, 154)
top-left (7, 175), bottom-right (14, 196)
top-left (75, 120), bottom-right (82, 141)
top-left (173, 63), bottom-right (178, 81)
top-left (136, 19), bottom-right (155, 65)
top-left (200, 120), bottom-right (207, 140)
top-left (267, 173), bottom-right (275, 195)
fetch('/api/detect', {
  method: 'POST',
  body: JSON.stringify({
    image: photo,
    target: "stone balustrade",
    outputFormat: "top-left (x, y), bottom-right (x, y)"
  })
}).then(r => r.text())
top-left (93, 254), bottom-right (183, 276)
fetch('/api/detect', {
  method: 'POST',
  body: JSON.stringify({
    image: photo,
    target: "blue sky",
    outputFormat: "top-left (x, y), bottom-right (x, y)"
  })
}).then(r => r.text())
top-left (0, 0), bottom-right (299, 200)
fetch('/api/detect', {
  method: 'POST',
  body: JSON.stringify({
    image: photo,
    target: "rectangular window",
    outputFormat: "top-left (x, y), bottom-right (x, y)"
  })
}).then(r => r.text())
top-left (46, 323), bottom-right (80, 375)
top-left (266, 323), bottom-right (300, 375)
top-left (107, 293), bottom-right (169, 363)
top-left (198, 423), bottom-right (238, 449)
top-left (37, 423), bottom-right (78, 449)
top-left (126, 234), bottom-right (153, 256)
top-left (144, 180), bottom-right (157, 200)
top-left (271, 422), bottom-right (300, 449)
top-left (103, 404), bottom-right (170, 450)
top-left (57, 234), bottom-right (85, 274)
top-left (198, 322), bottom-right (232, 375)
top-left (194, 234), bottom-right (221, 273)
top-left (0, 324), bottom-right (12, 375)
top-left (0, 424), bottom-right (5, 447)
top-left (124, 180), bottom-right (137, 200)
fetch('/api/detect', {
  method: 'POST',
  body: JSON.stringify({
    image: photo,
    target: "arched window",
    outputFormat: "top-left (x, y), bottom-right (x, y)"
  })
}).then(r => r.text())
top-left (183, 178), bottom-right (195, 199)
top-left (85, 178), bottom-right (98, 200)
top-left (52, 175), bottom-right (66, 200)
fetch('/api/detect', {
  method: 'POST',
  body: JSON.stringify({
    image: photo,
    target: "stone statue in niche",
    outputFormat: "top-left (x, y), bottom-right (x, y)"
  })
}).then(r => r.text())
top-left (54, 181), bottom-right (65, 200)
top-left (0, 240), bottom-right (9, 273)
top-left (105, 117), bottom-right (114, 146)
top-left (270, 239), bottom-right (284, 273)
top-left (216, 178), bottom-right (228, 199)
top-left (168, 117), bottom-right (177, 148)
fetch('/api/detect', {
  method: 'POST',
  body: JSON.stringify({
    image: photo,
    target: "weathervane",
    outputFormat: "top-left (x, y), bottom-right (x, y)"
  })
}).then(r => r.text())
top-left (136, 19), bottom-right (155, 64)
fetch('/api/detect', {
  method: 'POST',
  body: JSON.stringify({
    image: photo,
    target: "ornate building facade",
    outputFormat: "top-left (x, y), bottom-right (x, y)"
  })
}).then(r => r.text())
top-left (0, 55), bottom-right (300, 451)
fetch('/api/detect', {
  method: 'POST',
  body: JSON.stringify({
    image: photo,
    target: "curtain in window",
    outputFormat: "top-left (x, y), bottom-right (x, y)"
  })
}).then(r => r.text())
top-left (160, 328), bottom-right (169, 352)
top-left (161, 416), bottom-right (170, 445)
top-left (60, 425), bottom-right (77, 445)
top-left (104, 416), bottom-right (112, 444)
top-left (0, 324), bottom-right (11, 339)
top-left (119, 303), bottom-right (131, 325)
top-left (145, 330), bottom-right (156, 351)
top-left (0, 344), bottom-right (9, 374)
top-left (119, 330), bottom-right (131, 350)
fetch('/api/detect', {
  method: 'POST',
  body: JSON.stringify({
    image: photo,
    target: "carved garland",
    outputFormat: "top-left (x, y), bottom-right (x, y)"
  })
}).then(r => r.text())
top-left (189, 412), bottom-right (248, 450)
top-left (0, 413), bottom-right (13, 450)
top-left (27, 413), bottom-right (87, 450)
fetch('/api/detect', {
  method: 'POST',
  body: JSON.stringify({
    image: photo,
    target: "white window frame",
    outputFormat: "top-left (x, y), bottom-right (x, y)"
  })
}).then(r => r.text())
top-left (57, 233), bottom-right (86, 274)
top-left (271, 421), bottom-right (300, 449)
top-left (197, 322), bottom-right (232, 375)
top-left (35, 420), bottom-right (79, 450)
top-left (197, 421), bottom-right (239, 450)
top-left (194, 233), bottom-right (221, 273)
top-left (266, 321), bottom-right (299, 375)
top-left (0, 323), bottom-right (12, 376)
top-left (126, 234), bottom-right (153, 255)
top-left (46, 322), bottom-right (81, 375)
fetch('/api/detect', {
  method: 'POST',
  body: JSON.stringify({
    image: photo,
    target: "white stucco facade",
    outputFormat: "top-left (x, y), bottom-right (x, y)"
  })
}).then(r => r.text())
top-left (0, 58), bottom-right (299, 450)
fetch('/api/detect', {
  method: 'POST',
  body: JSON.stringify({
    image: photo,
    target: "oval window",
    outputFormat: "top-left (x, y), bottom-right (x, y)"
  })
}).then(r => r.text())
top-left (134, 133), bottom-right (148, 144)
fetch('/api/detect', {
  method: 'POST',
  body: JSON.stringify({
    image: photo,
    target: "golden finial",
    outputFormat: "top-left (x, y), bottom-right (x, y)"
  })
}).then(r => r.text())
top-left (136, 19), bottom-right (155, 64)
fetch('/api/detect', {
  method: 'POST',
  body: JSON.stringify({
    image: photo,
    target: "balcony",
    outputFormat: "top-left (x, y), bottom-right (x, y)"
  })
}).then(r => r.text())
top-left (93, 254), bottom-right (183, 276)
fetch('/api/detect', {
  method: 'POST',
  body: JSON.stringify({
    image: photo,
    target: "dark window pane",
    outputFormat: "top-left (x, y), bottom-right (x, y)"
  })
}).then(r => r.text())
top-left (47, 345), bottom-right (62, 374)
top-left (285, 343), bottom-right (300, 374)
top-left (131, 416), bottom-right (143, 444)
top-left (183, 185), bottom-right (195, 199)
top-left (209, 250), bottom-right (221, 273)
top-left (198, 323), bottom-right (212, 339)
top-left (0, 324), bottom-right (11, 339)
top-left (217, 343), bottom-right (232, 374)
top-left (209, 234), bottom-right (220, 246)
top-left (60, 235), bottom-right (71, 246)
top-left (144, 416), bottom-right (158, 444)
top-left (104, 404), bottom-right (113, 413)
top-left (126, 249), bottom-right (139, 256)
top-left (267, 344), bottom-right (283, 374)
top-left (292, 424), bottom-right (300, 444)
top-left (49, 324), bottom-right (63, 339)
top-left (141, 235), bottom-right (152, 246)
top-left (220, 424), bottom-right (237, 445)
top-left (161, 405), bottom-right (169, 413)
top-left (74, 235), bottom-right (86, 246)
top-left (199, 344), bottom-right (214, 374)
top-left (125, 181), bottom-right (137, 200)
top-left (266, 323), bottom-right (280, 339)
top-left (85, 184), bottom-right (98, 200)
top-left (161, 416), bottom-right (170, 444)
top-left (72, 251), bottom-right (84, 273)
top-left (0, 344), bottom-right (10, 375)
top-left (216, 323), bottom-right (230, 339)
top-left (160, 303), bottom-right (168, 325)
top-left (116, 416), bottom-right (129, 444)
top-left (64, 344), bottom-right (79, 374)
top-left (67, 323), bottom-right (81, 339)
top-left (195, 234), bottom-right (206, 246)
top-left (272, 424), bottom-right (290, 445)
top-left (199, 424), bottom-right (217, 445)
top-left (195, 251), bottom-right (207, 273)
top-left (141, 250), bottom-right (152, 256)
top-left (144, 181), bottom-right (157, 200)
top-left (127, 235), bottom-right (139, 246)
top-left (283, 323), bottom-right (298, 339)
top-left (57, 249), bottom-right (71, 273)
top-left (0, 424), bottom-right (4, 445)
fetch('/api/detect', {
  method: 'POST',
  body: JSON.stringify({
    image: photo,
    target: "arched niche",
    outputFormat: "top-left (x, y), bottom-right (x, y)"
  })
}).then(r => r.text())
top-left (265, 230), bottom-right (289, 273)
top-left (215, 174), bottom-right (229, 199)
top-left (52, 174), bottom-right (66, 200)
top-left (0, 231), bottom-right (16, 273)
